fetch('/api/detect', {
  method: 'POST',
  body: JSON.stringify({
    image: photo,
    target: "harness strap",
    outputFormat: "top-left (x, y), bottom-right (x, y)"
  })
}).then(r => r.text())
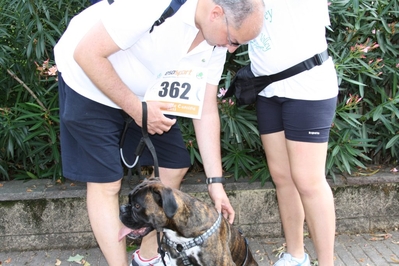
top-left (162, 213), bottom-right (222, 265)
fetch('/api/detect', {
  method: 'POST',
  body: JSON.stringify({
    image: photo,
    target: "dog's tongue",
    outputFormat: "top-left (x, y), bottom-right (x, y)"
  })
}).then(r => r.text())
top-left (118, 226), bottom-right (133, 242)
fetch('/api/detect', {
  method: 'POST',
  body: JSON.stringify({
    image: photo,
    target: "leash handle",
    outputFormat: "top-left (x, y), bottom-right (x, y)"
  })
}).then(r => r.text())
top-left (119, 102), bottom-right (160, 178)
top-left (141, 102), bottom-right (160, 177)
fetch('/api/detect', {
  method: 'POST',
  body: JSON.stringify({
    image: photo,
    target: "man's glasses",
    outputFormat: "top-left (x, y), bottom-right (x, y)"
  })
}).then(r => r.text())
top-left (224, 15), bottom-right (241, 47)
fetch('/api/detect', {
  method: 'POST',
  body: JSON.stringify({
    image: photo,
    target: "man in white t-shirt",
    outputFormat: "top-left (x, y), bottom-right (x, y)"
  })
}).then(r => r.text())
top-left (54, 0), bottom-right (264, 265)
top-left (248, 0), bottom-right (337, 265)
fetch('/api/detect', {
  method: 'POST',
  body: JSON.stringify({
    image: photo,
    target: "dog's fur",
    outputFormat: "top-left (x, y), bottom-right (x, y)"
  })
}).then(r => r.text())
top-left (119, 177), bottom-right (258, 266)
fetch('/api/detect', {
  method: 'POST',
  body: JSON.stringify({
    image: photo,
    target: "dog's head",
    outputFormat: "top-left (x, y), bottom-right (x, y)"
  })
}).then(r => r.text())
top-left (119, 177), bottom-right (178, 240)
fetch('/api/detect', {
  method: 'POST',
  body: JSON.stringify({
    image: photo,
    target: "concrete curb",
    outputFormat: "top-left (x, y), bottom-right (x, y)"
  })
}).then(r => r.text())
top-left (0, 170), bottom-right (398, 252)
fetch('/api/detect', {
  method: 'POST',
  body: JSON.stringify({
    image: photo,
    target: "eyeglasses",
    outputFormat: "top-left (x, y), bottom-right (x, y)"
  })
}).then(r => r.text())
top-left (224, 15), bottom-right (241, 47)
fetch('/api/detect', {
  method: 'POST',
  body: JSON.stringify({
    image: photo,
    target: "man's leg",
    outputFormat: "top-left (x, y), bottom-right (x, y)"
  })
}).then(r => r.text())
top-left (261, 132), bottom-right (306, 259)
top-left (87, 179), bottom-right (128, 266)
top-left (138, 167), bottom-right (189, 259)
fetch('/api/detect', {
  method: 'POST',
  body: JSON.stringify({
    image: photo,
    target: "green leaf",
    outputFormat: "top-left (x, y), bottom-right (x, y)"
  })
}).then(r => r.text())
top-left (67, 254), bottom-right (85, 262)
top-left (386, 135), bottom-right (399, 149)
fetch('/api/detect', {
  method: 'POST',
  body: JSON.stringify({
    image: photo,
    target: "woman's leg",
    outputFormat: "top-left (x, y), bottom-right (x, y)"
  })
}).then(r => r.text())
top-left (261, 132), bottom-right (306, 259)
top-left (87, 180), bottom-right (128, 266)
top-left (286, 140), bottom-right (335, 265)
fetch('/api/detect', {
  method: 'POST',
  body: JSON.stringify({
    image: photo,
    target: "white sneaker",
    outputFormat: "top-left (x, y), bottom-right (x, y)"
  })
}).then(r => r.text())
top-left (274, 253), bottom-right (311, 266)
top-left (130, 249), bottom-right (171, 266)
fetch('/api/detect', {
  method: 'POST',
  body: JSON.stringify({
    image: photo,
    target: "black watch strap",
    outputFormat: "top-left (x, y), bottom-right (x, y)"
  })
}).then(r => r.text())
top-left (206, 177), bottom-right (225, 185)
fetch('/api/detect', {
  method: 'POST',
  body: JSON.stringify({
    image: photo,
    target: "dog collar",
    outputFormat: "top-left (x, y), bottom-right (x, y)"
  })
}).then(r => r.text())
top-left (162, 213), bottom-right (222, 264)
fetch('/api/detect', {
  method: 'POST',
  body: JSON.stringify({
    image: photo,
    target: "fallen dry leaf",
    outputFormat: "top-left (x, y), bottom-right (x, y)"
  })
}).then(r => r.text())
top-left (391, 255), bottom-right (399, 264)
top-left (369, 233), bottom-right (392, 241)
top-left (55, 259), bottom-right (62, 266)
top-left (0, 183), bottom-right (3, 187)
top-left (26, 188), bottom-right (33, 192)
top-left (272, 243), bottom-right (286, 257)
top-left (4, 258), bottom-right (11, 264)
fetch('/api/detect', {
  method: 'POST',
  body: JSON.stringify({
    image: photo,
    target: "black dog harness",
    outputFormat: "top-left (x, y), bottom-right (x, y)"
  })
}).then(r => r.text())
top-left (162, 213), bottom-right (222, 266)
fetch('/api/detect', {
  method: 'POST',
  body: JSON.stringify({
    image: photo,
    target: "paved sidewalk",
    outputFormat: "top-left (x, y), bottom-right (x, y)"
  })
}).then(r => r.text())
top-left (1, 230), bottom-right (398, 266)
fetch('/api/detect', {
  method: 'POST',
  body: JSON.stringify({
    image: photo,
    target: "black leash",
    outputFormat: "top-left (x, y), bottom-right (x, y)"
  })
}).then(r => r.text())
top-left (119, 102), bottom-right (160, 184)
top-left (119, 102), bottom-right (167, 265)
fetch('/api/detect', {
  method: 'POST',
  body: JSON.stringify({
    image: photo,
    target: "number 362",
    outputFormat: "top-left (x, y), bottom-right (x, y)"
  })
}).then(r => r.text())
top-left (158, 81), bottom-right (190, 99)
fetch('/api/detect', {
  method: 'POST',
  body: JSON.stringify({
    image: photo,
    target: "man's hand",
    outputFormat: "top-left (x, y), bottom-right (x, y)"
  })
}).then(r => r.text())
top-left (208, 183), bottom-right (235, 224)
top-left (134, 101), bottom-right (176, 135)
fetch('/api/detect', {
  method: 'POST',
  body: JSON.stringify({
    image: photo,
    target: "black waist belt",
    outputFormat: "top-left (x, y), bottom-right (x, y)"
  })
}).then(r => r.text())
top-left (267, 49), bottom-right (329, 82)
top-left (223, 49), bottom-right (330, 103)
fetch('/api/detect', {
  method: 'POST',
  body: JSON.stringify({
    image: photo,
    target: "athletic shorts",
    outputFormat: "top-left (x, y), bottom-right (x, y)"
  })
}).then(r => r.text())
top-left (256, 96), bottom-right (337, 143)
top-left (58, 73), bottom-right (191, 183)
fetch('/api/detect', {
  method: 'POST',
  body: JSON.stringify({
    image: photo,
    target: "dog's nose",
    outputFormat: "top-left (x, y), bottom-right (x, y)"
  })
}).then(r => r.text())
top-left (120, 204), bottom-right (132, 215)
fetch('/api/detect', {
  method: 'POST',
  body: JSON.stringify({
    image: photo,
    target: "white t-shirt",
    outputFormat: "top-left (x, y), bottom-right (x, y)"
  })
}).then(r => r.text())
top-left (54, 0), bottom-right (227, 108)
top-left (248, 0), bottom-right (338, 100)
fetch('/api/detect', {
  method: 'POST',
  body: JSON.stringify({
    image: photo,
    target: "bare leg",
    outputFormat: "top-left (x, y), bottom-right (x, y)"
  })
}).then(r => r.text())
top-left (87, 179), bottom-right (128, 266)
top-left (286, 140), bottom-right (335, 265)
top-left (138, 167), bottom-right (189, 259)
top-left (261, 132), bottom-right (305, 259)
top-left (262, 132), bottom-right (335, 265)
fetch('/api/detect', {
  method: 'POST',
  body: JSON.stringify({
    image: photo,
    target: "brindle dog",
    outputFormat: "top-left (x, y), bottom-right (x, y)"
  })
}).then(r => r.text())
top-left (119, 177), bottom-right (258, 266)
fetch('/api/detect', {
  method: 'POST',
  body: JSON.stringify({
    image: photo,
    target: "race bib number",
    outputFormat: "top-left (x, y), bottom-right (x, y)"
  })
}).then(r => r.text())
top-left (144, 68), bottom-right (207, 119)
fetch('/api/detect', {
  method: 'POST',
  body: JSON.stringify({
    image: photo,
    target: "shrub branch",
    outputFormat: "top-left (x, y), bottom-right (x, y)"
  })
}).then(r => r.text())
top-left (7, 69), bottom-right (48, 112)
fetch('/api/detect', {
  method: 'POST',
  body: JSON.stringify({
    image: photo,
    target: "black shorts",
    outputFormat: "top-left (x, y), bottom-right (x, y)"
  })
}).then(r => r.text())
top-left (256, 96), bottom-right (337, 143)
top-left (58, 73), bottom-right (191, 183)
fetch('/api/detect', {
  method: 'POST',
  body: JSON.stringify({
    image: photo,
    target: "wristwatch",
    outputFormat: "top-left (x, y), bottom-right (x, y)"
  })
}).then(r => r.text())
top-left (206, 177), bottom-right (225, 185)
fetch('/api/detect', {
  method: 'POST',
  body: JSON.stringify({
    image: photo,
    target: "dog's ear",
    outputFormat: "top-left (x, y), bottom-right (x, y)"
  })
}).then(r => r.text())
top-left (152, 187), bottom-right (178, 219)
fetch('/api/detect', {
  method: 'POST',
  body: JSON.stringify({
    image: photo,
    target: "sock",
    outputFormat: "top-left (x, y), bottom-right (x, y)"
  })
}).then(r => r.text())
top-left (291, 253), bottom-right (307, 264)
top-left (134, 250), bottom-right (160, 263)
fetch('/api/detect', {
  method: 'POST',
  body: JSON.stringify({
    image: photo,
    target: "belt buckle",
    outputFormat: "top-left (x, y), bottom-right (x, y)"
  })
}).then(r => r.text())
top-left (314, 52), bottom-right (324, 66)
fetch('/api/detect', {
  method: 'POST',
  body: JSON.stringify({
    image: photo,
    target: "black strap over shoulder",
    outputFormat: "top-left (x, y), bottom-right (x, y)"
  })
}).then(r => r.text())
top-left (107, 0), bottom-right (187, 33)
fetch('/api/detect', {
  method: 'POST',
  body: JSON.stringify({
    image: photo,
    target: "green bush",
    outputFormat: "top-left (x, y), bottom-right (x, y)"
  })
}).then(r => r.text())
top-left (326, 0), bottom-right (399, 180)
top-left (0, 0), bottom-right (87, 180)
top-left (0, 0), bottom-right (398, 183)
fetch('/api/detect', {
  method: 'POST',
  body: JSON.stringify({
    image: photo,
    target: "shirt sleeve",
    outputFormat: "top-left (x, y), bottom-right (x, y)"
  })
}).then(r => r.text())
top-left (207, 47), bottom-right (228, 85)
top-left (101, 0), bottom-right (170, 50)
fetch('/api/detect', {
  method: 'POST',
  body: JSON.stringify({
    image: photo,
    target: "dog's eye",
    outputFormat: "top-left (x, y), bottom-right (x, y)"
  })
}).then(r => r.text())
top-left (134, 203), bottom-right (140, 209)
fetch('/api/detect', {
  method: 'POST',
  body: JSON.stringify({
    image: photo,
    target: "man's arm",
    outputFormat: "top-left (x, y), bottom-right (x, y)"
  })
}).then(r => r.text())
top-left (192, 83), bottom-right (235, 223)
top-left (73, 20), bottom-right (175, 134)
